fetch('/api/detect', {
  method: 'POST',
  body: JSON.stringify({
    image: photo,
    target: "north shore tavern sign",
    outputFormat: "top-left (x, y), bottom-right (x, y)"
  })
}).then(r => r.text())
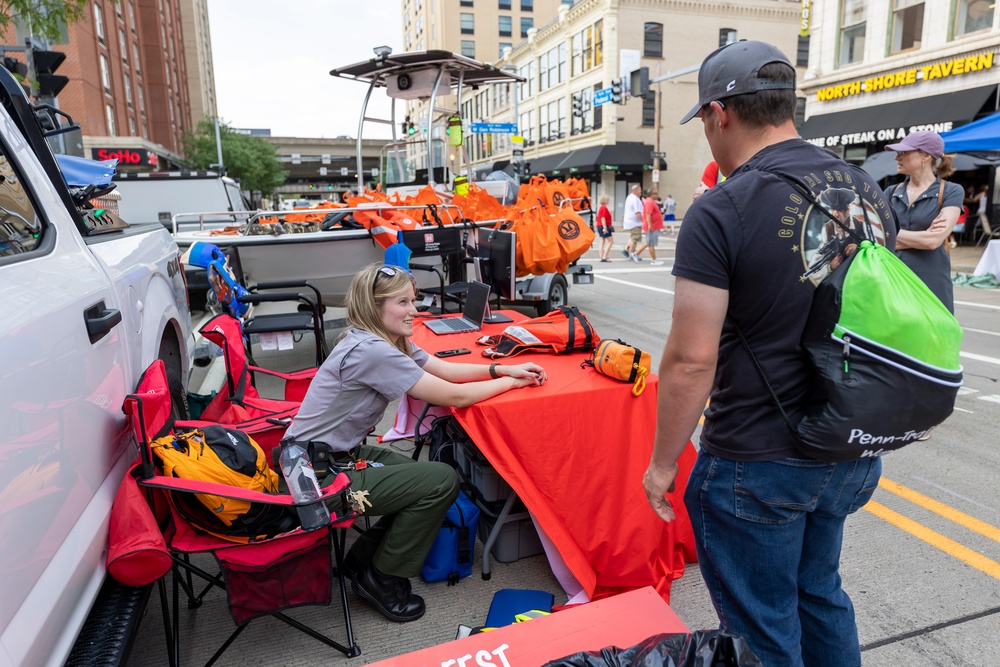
top-left (815, 52), bottom-right (995, 102)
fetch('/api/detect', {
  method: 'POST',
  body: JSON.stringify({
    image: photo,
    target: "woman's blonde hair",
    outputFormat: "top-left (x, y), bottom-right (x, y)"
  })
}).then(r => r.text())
top-left (599, 195), bottom-right (609, 205)
top-left (934, 154), bottom-right (956, 179)
top-left (344, 263), bottom-right (417, 355)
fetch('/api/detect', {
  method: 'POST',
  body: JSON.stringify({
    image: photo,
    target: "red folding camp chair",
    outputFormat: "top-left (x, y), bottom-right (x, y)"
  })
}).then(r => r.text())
top-left (198, 313), bottom-right (317, 456)
top-left (121, 360), bottom-right (361, 666)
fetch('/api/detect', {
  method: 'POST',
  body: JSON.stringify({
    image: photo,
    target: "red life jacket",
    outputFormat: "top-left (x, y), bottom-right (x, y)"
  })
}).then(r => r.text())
top-left (476, 307), bottom-right (599, 359)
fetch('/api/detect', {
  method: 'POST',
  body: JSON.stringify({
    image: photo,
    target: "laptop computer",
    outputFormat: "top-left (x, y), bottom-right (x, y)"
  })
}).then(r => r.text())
top-left (424, 281), bottom-right (491, 335)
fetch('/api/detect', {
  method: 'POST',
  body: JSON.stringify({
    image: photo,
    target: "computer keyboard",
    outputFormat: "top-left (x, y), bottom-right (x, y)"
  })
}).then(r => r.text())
top-left (441, 318), bottom-right (471, 330)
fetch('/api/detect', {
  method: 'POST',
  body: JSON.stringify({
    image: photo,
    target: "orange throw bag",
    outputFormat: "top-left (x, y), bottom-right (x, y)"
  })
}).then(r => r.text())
top-left (555, 208), bottom-right (596, 267)
top-left (476, 306), bottom-right (599, 358)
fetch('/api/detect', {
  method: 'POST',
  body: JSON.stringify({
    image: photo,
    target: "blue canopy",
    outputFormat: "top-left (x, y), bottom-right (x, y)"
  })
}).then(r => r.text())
top-left (941, 111), bottom-right (1000, 153)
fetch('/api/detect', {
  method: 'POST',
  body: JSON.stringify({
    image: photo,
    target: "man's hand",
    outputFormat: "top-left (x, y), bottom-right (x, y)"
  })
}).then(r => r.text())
top-left (643, 460), bottom-right (679, 522)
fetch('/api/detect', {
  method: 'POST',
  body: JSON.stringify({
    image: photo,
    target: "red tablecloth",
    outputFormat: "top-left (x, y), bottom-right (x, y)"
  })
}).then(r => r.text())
top-left (412, 311), bottom-right (697, 603)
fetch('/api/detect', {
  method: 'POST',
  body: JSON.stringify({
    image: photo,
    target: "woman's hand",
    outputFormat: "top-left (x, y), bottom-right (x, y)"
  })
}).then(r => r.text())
top-left (501, 362), bottom-right (547, 386)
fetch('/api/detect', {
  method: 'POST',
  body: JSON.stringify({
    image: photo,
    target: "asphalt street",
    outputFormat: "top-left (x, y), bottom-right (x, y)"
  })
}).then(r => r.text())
top-left (127, 232), bottom-right (1000, 666)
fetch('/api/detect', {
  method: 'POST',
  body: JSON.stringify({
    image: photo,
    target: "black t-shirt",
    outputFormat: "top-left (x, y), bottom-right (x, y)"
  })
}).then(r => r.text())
top-left (673, 138), bottom-right (896, 461)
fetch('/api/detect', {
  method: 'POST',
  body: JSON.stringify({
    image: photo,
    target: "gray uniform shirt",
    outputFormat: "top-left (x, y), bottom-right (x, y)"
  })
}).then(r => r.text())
top-left (885, 178), bottom-right (963, 313)
top-left (285, 328), bottom-right (429, 451)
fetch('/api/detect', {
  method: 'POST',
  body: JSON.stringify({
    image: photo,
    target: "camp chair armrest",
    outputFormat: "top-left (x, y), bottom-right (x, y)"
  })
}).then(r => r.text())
top-left (137, 471), bottom-right (353, 506)
top-left (247, 365), bottom-right (315, 382)
top-left (237, 291), bottom-right (314, 307)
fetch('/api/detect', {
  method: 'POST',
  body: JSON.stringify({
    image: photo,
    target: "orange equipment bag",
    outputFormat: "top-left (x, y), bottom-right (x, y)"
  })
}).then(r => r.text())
top-left (584, 339), bottom-right (652, 396)
top-left (476, 306), bottom-right (599, 359)
top-left (554, 208), bottom-right (596, 267)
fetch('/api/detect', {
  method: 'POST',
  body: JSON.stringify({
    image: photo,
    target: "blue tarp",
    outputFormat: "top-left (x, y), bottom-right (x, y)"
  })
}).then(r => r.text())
top-left (54, 154), bottom-right (118, 188)
top-left (941, 111), bottom-right (1000, 153)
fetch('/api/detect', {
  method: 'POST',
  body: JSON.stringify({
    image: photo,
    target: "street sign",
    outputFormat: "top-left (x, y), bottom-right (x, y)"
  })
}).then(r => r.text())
top-left (592, 87), bottom-right (614, 107)
top-left (340, 167), bottom-right (349, 176)
top-left (651, 169), bottom-right (660, 183)
top-left (319, 167), bottom-right (327, 176)
top-left (372, 167), bottom-right (379, 177)
top-left (651, 151), bottom-right (666, 159)
top-left (470, 122), bottom-right (518, 134)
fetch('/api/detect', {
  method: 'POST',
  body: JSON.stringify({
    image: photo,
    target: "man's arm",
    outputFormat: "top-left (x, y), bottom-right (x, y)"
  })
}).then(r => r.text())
top-left (643, 277), bottom-right (728, 521)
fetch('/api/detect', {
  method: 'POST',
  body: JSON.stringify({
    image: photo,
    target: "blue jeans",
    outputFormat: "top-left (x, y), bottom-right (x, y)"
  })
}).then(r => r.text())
top-left (684, 451), bottom-right (881, 667)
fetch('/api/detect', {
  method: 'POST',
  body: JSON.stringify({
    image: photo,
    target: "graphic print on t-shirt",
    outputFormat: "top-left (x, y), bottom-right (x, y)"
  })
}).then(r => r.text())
top-left (792, 169), bottom-right (890, 286)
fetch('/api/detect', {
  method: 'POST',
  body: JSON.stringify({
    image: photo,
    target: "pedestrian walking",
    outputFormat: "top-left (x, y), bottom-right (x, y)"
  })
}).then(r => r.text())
top-left (643, 40), bottom-right (894, 667)
top-left (661, 193), bottom-right (677, 235)
top-left (621, 184), bottom-right (644, 261)
top-left (635, 188), bottom-right (665, 265)
top-left (595, 195), bottom-right (614, 261)
top-left (883, 131), bottom-right (964, 313)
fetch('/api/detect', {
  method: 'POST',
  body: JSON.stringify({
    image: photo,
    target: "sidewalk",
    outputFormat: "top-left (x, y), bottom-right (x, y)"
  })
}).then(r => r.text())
top-left (950, 242), bottom-right (985, 274)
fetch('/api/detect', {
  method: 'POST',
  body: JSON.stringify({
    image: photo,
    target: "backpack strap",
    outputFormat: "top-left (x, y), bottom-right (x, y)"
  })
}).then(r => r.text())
top-left (733, 323), bottom-right (803, 444)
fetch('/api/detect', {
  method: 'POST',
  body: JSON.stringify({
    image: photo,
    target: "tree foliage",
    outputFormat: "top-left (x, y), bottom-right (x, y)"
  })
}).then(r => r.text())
top-left (182, 119), bottom-right (287, 196)
top-left (0, 1), bottom-right (88, 43)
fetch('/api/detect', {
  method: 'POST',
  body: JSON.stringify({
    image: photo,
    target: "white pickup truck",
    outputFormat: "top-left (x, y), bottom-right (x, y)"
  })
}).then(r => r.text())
top-left (0, 69), bottom-right (193, 665)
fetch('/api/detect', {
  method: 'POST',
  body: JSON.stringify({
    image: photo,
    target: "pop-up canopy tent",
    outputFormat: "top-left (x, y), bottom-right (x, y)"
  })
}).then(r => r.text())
top-left (941, 111), bottom-right (1000, 152)
top-left (861, 150), bottom-right (998, 181)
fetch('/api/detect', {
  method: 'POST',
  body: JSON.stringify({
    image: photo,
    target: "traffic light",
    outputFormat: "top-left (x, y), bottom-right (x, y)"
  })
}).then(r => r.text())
top-left (402, 115), bottom-right (416, 136)
top-left (610, 78), bottom-right (623, 104)
top-left (572, 93), bottom-right (584, 118)
top-left (630, 67), bottom-right (651, 100)
top-left (31, 48), bottom-right (68, 97)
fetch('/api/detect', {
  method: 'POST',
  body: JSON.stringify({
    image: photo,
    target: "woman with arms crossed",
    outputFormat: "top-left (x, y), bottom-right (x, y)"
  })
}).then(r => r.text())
top-left (282, 264), bottom-right (546, 623)
top-left (883, 131), bottom-right (963, 313)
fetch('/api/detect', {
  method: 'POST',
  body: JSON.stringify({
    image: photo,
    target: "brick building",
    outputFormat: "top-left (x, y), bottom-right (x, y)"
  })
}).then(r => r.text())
top-left (2, 0), bottom-right (216, 171)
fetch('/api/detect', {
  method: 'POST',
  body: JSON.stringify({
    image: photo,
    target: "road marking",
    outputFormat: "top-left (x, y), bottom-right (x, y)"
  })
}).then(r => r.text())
top-left (957, 387), bottom-right (979, 395)
top-left (879, 478), bottom-right (1000, 545)
top-left (911, 475), bottom-right (1000, 515)
top-left (964, 326), bottom-right (1000, 337)
top-left (960, 351), bottom-right (1000, 367)
top-left (864, 500), bottom-right (1000, 580)
top-left (591, 266), bottom-right (674, 275)
top-left (596, 275), bottom-right (675, 295)
top-left (953, 406), bottom-right (974, 413)
top-left (978, 395), bottom-right (1000, 404)
top-left (955, 299), bottom-right (1000, 312)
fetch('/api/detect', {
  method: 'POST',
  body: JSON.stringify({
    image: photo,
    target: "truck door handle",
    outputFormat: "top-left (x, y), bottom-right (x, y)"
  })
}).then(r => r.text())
top-left (84, 301), bottom-right (122, 343)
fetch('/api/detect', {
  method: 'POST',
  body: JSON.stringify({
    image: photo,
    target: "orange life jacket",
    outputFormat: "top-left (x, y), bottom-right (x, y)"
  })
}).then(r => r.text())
top-left (476, 307), bottom-right (599, 359)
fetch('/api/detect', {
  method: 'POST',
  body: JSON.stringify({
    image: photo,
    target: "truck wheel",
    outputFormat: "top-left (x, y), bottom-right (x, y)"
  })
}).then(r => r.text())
top-left (535, 274), bottom-right (568, 317)
top-left (158, 332), bottom-right (190, 420)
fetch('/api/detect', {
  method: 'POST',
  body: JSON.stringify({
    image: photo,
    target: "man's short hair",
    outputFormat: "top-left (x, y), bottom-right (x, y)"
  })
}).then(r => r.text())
top-left (718, 62), bottom-right (797, 128)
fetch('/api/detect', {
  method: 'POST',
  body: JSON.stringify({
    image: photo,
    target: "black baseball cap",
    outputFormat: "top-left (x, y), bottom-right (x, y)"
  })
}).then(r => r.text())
top-left (680, 40), bottom-right (796, 125)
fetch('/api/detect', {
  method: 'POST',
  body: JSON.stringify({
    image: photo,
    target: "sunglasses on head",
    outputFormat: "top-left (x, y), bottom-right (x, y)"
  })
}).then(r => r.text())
top-left (372, 265), bottom-right (398, 292)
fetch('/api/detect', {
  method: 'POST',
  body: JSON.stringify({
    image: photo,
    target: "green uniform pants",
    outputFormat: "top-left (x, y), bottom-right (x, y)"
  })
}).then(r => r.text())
top-left (327, 443), bottom-right (459, 579)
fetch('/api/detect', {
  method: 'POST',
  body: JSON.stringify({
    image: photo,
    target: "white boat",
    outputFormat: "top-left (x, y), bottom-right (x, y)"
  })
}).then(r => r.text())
top-left (172, 49), bottom-right (524, 307)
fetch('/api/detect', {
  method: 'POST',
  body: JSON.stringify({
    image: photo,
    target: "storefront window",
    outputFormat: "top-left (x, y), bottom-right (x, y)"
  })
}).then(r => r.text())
top-left (891, 0), bottom-right (924, 54)
top-left (954, 0), bottom-right (995, 37)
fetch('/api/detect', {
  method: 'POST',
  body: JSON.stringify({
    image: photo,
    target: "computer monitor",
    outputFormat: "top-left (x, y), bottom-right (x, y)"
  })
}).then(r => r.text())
top-left (477, 227), bottom-right (517, 302)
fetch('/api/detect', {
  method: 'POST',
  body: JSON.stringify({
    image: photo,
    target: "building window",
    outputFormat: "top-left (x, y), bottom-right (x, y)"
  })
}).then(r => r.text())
top-left (839, 0), bottom-right (866, 66)
top-left (538, 50), bottom-right (549, 91)
top-left (891, 0), bottom-right (924, 53)
top-left (138, 84), bottom-right (145, 113)
top-left (128, 2), bottom-right (136, 31)
top-left (594, 20), bottom-right (603, 67)
top-left (461, 0), bottom-right (473, 5)
top-left (128, 115), bottom-right (136, 136)
top-left (644, 23), bottom-right (663, 58)
top-left (558, 41), bottom-right (567, 82)
top-left (521, 0), bottom-right (532, 10)
top-left (795, 97), bottom-right (806, 128)
top-left (571, 32), bottom-right (581, 75)
top-left (133, 43), bottom-right (141, 71)
top-left (499, 0), bottom-right (510, 8)
top-left (521, 17), bottom-right (533, 38)
top-left (124, 73), bottom-right (132, 106)
top-left (119, 29), bottom-right (128, 63)
top-left (461, 40), bottom-right (475, 57)
top-left (499, 15), bottom-right (512, 36)
top-left (499, 42), bottom-right (511, 58)
top-left (583, 24), bottom-right (593, 70)
top-left (796, 35), bottom-right (809, 66)
top-left (94, 2), bottom-right (105, 42)
top-left (106, 104), bottom-right (116, 134)
top-left (719, 28), bottom-right (737, 47)
top-left (592, 82), bottom-right (602, 130)
top-left (642, 95), bottom-right (655, 126)
top-left (99, 55), bottom-right (111, 92)
top-left (461, 13), bottom-right (474, 34)
top-left (954, 0), bottom-right (995, 37)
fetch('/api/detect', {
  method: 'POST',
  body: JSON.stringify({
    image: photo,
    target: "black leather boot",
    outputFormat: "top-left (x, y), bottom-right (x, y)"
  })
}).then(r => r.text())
top-left (351, 562), bottom-right (425, 622)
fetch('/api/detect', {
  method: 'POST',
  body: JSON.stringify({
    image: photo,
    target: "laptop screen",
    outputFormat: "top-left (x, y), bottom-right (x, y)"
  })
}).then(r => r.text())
top-left (463, 281), bottom-right (491, 326)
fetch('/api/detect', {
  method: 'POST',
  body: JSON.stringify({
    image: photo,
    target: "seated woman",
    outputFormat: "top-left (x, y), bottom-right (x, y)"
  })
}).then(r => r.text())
top-left (283, 263), bottom-right (546, 623)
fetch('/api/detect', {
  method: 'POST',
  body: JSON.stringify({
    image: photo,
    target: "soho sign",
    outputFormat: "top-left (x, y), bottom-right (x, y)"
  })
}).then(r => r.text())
top-left (804, 122), bottom-right (955, 149)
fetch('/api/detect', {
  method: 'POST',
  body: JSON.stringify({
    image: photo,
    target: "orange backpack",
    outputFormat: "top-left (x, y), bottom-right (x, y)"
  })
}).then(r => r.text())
top-left (476, 306), bottom-right (599, 358)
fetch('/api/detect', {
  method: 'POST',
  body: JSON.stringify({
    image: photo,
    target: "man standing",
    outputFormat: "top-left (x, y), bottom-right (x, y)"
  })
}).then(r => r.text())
top-left (642, 41), bottom-right (894, 667)
top-left (635, 188), bottom-right (665, 266)
top-left (661, 193), bottom-right (677, 235)
top-left (621, 184), bottom-right (644, 262)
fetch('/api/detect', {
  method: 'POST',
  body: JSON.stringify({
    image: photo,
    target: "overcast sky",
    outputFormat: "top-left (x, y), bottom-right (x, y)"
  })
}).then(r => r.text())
top-left (207, 2), bottom-right (403, 139)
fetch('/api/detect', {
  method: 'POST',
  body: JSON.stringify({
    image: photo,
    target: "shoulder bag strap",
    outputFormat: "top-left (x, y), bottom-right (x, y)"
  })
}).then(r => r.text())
top-left (937, 180), bottom-right (946, 211)
top-left (733, 323), bottom-right (802, 442)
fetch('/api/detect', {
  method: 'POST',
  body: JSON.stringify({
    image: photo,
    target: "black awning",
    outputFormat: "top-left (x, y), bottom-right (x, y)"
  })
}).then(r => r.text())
top-left (561, 143), bottom-right (654, 172)
top-left (800, 85), bottom-right (995, 140)
top-left (529, 150), bottom-right (573, 174)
